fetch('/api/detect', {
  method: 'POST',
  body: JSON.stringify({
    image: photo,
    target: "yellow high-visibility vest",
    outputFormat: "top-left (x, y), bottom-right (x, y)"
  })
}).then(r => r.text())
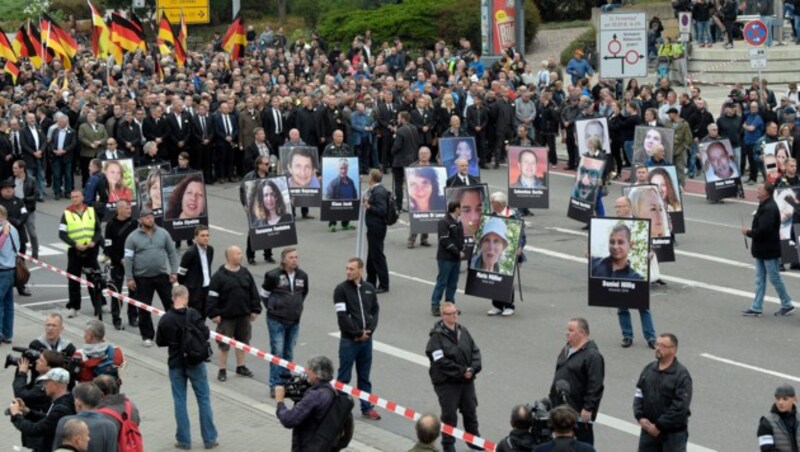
top-left (64, 207), bottom-right (96, 246)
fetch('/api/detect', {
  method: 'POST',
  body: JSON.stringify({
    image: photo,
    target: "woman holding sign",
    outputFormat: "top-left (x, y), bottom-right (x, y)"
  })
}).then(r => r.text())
top-left (250, 179), bottom-right (292, 228)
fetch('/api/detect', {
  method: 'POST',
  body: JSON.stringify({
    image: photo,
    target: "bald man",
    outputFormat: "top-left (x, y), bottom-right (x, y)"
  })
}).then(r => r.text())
top-left (206, 246), bottom-right (262, 382)
top-left (614, 196), bottom-right (632, 217)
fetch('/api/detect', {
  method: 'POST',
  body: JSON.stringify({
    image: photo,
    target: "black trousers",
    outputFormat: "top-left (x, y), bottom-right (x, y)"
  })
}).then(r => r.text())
top-left (575, 420), bottom-right (594, 445)
top-left (392, 167), bottom-right (405, 209)
top-left (66, 247), bottom-right (99, 311)
top-left (539, 132), bottom-right (557, 165)
top-left (494, 128), bottom-right (514, 162)
top-left (474, 132), bottom-right (487, 163)
top-left (188, 286), bottom-right (209, 318)
top-left (638, 429), bottom-right (688, 452)
top-left (134, 274), bottom-right (173, 340)
top-left (246, 236), bottom-right (272, 260)
top-left (379, 135), bottom-right (394, 168)
top-left (366, 221), bottom-right (389, 289)
top-left (566, 130), bottom-right (578, 168)
top-left (79, 156), bottom-right (93, 188)
top-left (109, 265), bottom-right (138, 322)
top-left (214, 143), bottom-right (234, 180)
top-left (491, 291), bottom-right (514, 311)
top-left (434, 382), bottom-right (480, 450)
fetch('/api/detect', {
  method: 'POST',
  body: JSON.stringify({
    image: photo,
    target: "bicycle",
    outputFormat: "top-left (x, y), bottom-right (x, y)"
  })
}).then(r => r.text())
top-left (83, 260), bottom-right (122, 327)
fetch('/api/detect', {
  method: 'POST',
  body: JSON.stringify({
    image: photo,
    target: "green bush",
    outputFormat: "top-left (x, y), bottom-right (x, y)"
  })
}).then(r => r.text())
top-left (534, 0), bottom-right (592, 22)
top-left (318, 0), bottom-right (540, 52)
top-left (560, 26), bottom-right (595, 66)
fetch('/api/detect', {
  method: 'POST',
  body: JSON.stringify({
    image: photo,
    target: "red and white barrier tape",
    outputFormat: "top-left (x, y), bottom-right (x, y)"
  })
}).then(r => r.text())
top-left (17, 253), bottom-right (496, 451)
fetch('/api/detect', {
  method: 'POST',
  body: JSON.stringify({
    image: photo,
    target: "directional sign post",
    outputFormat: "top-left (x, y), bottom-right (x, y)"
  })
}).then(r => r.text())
top-left (599, 12), bottom-right (647, 79)
top-left (157, 0), bottom-right (210, 24)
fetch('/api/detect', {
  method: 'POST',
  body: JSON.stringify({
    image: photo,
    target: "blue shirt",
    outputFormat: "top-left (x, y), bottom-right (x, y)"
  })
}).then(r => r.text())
top-left (0, 224), bottom-right (20, 270)
top-left (744, 112), bottom-right (765, 145)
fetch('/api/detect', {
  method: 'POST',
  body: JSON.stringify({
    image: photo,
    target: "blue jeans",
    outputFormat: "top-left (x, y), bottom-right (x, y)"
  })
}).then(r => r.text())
top-left (688, 143), bottom-right (698, 176)
top-left (267, 318), bottom-right (299, 388)
top-left (0, 271), bottom-right (14, 341)
top-left (694, 20), bottom-right (711, 44)
top-left (168, 364), bottom-right (218, 447)
top-left (795, 14), bottom-right (800, 40)
top-left (338, 337), bottom-right (373, 413)
top-left (51, 159), bottom-right (73, 195)
top-left (618, 308), bottom-right (656, 341)
top-left (762, 15), bottom-right (775, 46)
top-left (750, 258), bottom-right (793, 312)
top-left (732, 146), bottom-right (742, 171)
top-left (431, 259), bottom-right (461, 308)
top-left (623, 141), bottom-right (634, 165)
top-left (595, 190), bottom-right (605, 217)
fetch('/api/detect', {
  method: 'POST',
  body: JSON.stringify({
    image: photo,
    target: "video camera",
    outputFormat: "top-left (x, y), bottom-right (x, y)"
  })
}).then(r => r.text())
top-left (280, 372), bottom-right (313, 403)
top-left (4, 347), bottom-right (41, 369)
top-left (525, 379), bottom-right (571, 445)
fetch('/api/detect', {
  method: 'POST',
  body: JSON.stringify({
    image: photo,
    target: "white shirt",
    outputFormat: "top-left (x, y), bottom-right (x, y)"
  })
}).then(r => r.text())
top-left (198, 246), bottom-right (210, 287)
top-left (287, 271), bottom-right (295, 293)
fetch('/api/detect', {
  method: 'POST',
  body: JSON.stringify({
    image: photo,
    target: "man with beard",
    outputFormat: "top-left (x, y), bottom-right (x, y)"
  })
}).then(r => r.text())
top-left (704, 141), bottom-right (738, 182)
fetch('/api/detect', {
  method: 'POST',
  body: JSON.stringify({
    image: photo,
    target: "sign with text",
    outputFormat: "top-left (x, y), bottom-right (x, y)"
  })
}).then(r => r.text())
top-left (157, 0), bottom-right (210, 24)
top-left (599, 12), bottom-right (647, 78)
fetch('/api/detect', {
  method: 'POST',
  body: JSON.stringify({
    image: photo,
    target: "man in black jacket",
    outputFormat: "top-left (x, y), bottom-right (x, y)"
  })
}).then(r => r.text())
top-left (363, 169), bottom-right (390, 292)
top-left (466, 96), bottom-right (489, 169)
top-left (12, 160), bottom-right (39, 258)
top-left (425, 301), bottom-right (482, 452)
top-left (102, 199), bottom-right (138, 330)
top-left (262, 247), bottom-right (309, 397)
top-left (430, 201), bottom-right (465, 316)
top-left (496, 405), bottom-right (536, 452)
top-left (207, 245), bottom-right (261, 382)
top-left (156, 285), bottom-right (219, 450)
top-left (742, 183), bottom-right (796, 316)
top-left (376, 91), bottom-right (398, 168)
top-left (634, 333), bottom-right (692, 451)
top-left (9, 367), bottom-right (76, 452)
top-left (549, 317), bottom-right (605, 445)
top-left (391, 111), bottom-right (419, 211)
top-left (334, 257), bottom-right (381, 420)
top-left (0, 178), bottom-right (30, 295)
top-left (12, 350), bottom-right (66, 450)
top-left (177, 225), bottom-right (214, 318)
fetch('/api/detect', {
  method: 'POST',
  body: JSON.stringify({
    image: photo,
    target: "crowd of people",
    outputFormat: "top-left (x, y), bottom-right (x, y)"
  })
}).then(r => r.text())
top-left (0, 8), bottom-right (799, 451)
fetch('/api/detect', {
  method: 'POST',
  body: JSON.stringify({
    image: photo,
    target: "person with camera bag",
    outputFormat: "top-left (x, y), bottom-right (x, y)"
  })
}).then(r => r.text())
top-left (496, 405), bottom-right (536, 452)
top-left (11, 350), bottom-right (67, 450)
top-left (71, 320), bottom-right (124, 385)
top-left (156, 284), bottom-right (219, 450)
top-left (425, 301), bottom-right (483, 452)
top-left (276, 355), bottom-right (353, 452)
top-left (532, 405), bottom-right (595, 452)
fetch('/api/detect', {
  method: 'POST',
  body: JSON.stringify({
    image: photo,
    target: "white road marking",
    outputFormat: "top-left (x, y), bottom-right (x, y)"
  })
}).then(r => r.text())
top-left (208, 224), bottom-right (244, 236)
top-left (23, 295), bottom-right (91, 307)
top-left (700, 353), bottom-right (800, 383)
top-left (329, 329), bottom-right (717, 450)
top-left (389, 271), bottom-right (466, 294)
top-left (29, 266), bottom-right (41, 272)
top-left (684, 217), bottom-right (742, 229)
top-left (49, 242), bottom-right (70, 251)
top-left (329, 332), bottom-right (430, 367)
top-left (544, 226), bottom-right (800, 281)
top-left (30, 245), bottom-right (63, 256)
top-left (28, 284), bottom-right (69, 288)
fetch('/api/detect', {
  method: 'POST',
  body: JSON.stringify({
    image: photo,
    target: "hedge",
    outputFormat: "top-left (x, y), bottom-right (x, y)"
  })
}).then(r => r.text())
top-left (560, 26), bottom-right (596, 67)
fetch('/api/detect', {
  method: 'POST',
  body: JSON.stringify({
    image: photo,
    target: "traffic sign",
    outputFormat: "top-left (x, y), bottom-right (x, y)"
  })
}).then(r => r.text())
top-left (750, 47), bottom-right (767, 68)
top-left (598, 12), bottom-right (647, 78)
top-left (157, 0), bottom-right (209, 24)
top-left (678, 12), bottom-right (692, 34)
top-left (743, 19), bottom-right (768, 46)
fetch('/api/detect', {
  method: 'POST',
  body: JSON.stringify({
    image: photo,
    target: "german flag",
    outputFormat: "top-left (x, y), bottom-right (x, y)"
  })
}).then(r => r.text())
top-left (4, 60), bottom-right (19, 84)
top-left (111, 12), bottom-right (145, 53)
top-left (28, 22), bottom-right (53, 66)
top-left (175, 10), bottom-right (187, 67)
top-left (129, 13), bottom-right (147, 50)
top-left (156, 38), bottom-right (170, 57)
top-left (42, 13), bottom-right (77, 58)
top-left (41, 19), bottom-right (71, 69)
top-left (106, 18), bottom-right (123, 65)
top-left (222, 12), bottom-right (246, 61)
top-left (0, 27), bottom-right (17, 63)
top-left (13, 24), bottom-right (42, 69)
top-left (158, 12), bottom-right (175, 47)
top-left (87, 1), bottom-right (110, 59)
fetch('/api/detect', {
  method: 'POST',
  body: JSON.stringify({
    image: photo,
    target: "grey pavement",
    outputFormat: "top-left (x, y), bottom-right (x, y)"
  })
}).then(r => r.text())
top-left (526, 27), bottom-right (590, 67)
top-left (0, 304), bottom-right (409, 451)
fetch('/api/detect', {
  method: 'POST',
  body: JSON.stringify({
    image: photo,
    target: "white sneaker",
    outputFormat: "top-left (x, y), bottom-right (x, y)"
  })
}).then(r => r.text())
top-left (68, 309), bottom-right (78, 318)
top-left (142, 339), bottom-right (154, 347)
top-left (501, 308), bottom-right (515, 316)
top-left (487, 307), bottom-right (502, 316)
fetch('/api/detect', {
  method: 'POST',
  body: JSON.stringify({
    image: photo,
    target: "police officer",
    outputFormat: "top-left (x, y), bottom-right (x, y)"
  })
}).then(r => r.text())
top-left (549, 318), bottom-right (605, 446)
top-left (0, 178), bottom-right (31, 296)
top-left (102, 199), bottom-right (138, 330)
top-left (425, 301), bottom-right (482, 452)
top-left (634, 333), bottom-right (693, 452)
top-left (58, 190), bottom-right (102, 318)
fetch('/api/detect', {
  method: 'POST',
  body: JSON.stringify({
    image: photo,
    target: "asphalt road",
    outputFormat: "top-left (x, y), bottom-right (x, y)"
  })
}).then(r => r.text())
top-left (17, 137), bottom-right (797, 452)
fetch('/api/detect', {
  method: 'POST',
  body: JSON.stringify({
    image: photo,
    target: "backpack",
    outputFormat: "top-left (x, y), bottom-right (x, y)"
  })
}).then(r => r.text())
top-left (98, 398), bottom-right (144, 452)
top-left (181, 308), bottom-right (212, 366)
top-left (306, 386), bottom-right (354, 452)
top-left (384, 190), bottom-right (399, 226)
top-left (80, 345), bottom-right (121, 383)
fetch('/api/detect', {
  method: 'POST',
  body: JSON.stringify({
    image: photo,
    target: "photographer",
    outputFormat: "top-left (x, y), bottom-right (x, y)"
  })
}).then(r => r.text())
top-left (496, 405), bottom-right (536, 452)
top-left (275, 356), bottom-right (337, 451)
top-left (12, 350), bottom-right (66, 450)
top-left (9, 368), bottom-right (76, 452)
top-left (532, 405), bottom-right (595, 452)
top-left (71, 320), bottom-right (124, 385)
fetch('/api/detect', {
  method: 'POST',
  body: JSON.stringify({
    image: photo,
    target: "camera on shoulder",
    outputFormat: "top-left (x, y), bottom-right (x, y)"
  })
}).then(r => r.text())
top-left (3, 347), bottom-right (41, 369)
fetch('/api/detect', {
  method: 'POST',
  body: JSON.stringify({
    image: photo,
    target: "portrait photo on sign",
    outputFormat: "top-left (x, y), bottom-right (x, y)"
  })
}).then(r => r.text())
top-left (136, 163), bottom-right (170, 211)
top-left (763, 141), bottom-right (791, 181)
top-left (508, 147), bottom-right (547, 189)
top-left (632, 126), bottom-right (674, 165)
top-left (280, 146), bottom-right (320, 188)
top-left (322, 157), bottom-right (360, 201)
top-left (776, 188), bottom-right (800, 240)
top-left (246, 177), bottom-right (293, 228)
top-left (572, 156), bottom-right (605, 202)
top-left (162, 172), bottom-right (208, 221)
top-left (699, 139), bottom-right (739, 182)
top-left (103, 159), bottom-right (136, 203)
top-left (445, 185), bottom-right (490, 237)
top-left (405, 166), bottom-right (447, 213)
top-left (647, 166), bottom-right (682, 213)
top-left (469, 216), bottom-right (522, 276)
top-left (624, 185), bottom-right (671, 238)
top-left (576, 117), bottom-right (610, 155)
top-left (440, 137), bottom-right (479, 178)
top-left (589, 218), bottom-right (650, 281)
